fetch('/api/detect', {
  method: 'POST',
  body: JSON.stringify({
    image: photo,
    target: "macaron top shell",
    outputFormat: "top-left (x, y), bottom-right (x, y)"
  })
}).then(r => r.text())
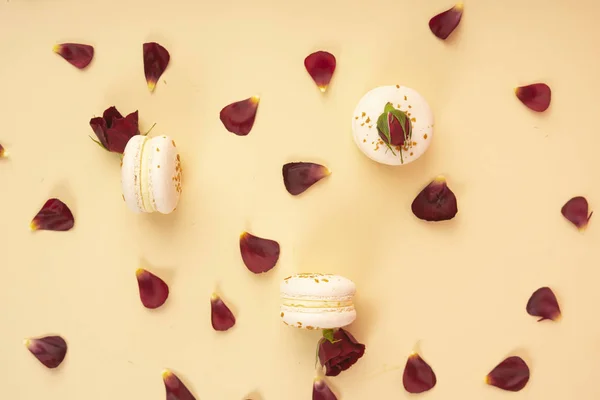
top-left (280, 273), bottom-right (356, 300)
top-left (352, 85), bottom-right (433, 166)
top-left (121, 135), bottom-right (182, 214)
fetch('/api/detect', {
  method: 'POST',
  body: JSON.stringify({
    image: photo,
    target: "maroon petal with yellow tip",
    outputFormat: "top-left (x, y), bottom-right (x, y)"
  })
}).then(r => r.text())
top-left (515, 83), bottom-right (551, 112)
top-left (411, 176), bottom-right (458, 221)
top-left (313, 378), bottom-right (338, 400)
top-left (283, 162), bottom-right (331, 196)
top-left (163, 370), bottom-right (197, 400)
top-left (25, 335), bottom-right (67, 369)
top-left (211, 294), bottom-right (236, 331)
top-left (304, 51), bottom-right (336, 93)
top-left (0, 144), bottom-right (6, 158)
top-left (219, 96), bottom-right (260, 136)
top-left (30, 198), bottom-right (74, 231)
top-left (486, 356), bottom-right (530, 392)
top-left (561, 196), bottom-right (592, 230)
top-left (239, 232), bottom-right (280, 274)
top-left (136, 268), bottom-right (169, 309)
top-left (143, 42), bottom-right (170, 92)
top-left (526, 287), bottom-right (561, 321)
top-left (53, 43), bottom-right (94, 69)
top-left (403, 353), bottom-right (437, 393)
top-left (429, 4), bottom-right (463, 40)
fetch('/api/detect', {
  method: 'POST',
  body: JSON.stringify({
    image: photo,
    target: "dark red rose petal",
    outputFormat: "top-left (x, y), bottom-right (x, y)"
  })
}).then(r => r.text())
top-left (136, 268), bottom-right (169, 309)
top-left (313, 378), bottom-right (338, 400)
top-left (486, 356), bottom-right (530, 392)
top-left (143, 42), bottom-right (170, 92)
top-left (53, 43), bottom-right (94, 69)
top-left (304, 51), bottom-right (336, 93)
top-left (318, 328), bottom-right (366, 377)
top-left (0, 144), bottom-right (7, 158)
top-left (103, 106), bottom-right (124, 128)
top-left (403, 353), bottom-right (437, 393)
top-left (106, 111), bottom-right (140, 153)
top-left (30, 198), bottom-right (74, 231)
top-left (211, 294), bottom-right (236, 331)
top-left (429, 4), bottom-right (463, 40)
top-left (239, 232), bottom-right (280, 274)
top-left (163, 370), bottom-right (197, 400)
top-left (219, 96), bottom-right (260, 136)
top-left (515, 83), bottom-right (551, 112)
top-left (283, 162), bottom-right (331, 196)
top-left (25, 335), bottom-right (67, 369)
top-left (561, 196), bottom-right (592, 231)
top-left (411, 176), bottom-right (458, 221)
top-left (526, 287), bottom-right (561, 321)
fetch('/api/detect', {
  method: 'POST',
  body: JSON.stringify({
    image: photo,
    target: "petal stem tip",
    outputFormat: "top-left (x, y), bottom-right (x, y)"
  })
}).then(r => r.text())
top-left (162, 369), bottom-right (172, 379)
top-left (135, 268), bottom-right (145, 277)
top-left (455, 2), bottom-right (464, 10)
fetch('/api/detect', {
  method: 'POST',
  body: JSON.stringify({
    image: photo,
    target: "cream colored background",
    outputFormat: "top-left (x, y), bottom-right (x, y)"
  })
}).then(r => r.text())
top-left (1, 0), bottom-right (600, 399)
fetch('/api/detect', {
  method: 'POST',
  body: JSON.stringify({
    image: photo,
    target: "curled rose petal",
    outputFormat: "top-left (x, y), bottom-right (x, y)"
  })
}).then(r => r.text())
top-left (561, 196), bottom-right (592, 231)
top-left (403, 352), bottom-right (437, 393)
top-left (239, 232), bottom-right (280, 274)
top-left (0, 144), bottom-right (7, 158)
top-left (526, 287), bottom-right (561, 321)
top-left (136, 268), bottom-right (169, 309)
top-left (163, 370), bottom-right (197, 400)
top-left (486, 356), bottom-right (530, 392)
top-left (318, 328), bottom-right (365, 377)
top-left (429, 3), bottom-right (463, 40)
top-left (143, 42), bottom-right (170, 92)
top-left (411, 176), bottom-right (458, 221)
top-left (304, 51), bottom-right (336, 93)
top-left (30, 198), bottom-right (74, 231)
top-left (313, 378), bottom-right (338, 400)
top-left (89, 107), bottom-right (140, 154)
top-left (53, 43), bottom-right (94, 69)
top-left (283, 162), bottom-right (331, 196)
top-left (515, 83), bottom-right (551, 112)
top-left (219, 96), bottom-right (260, 136)
top-left (211, 294), bottom-right (236, 331)
top-left (24, 335), bottom-right (67, 369)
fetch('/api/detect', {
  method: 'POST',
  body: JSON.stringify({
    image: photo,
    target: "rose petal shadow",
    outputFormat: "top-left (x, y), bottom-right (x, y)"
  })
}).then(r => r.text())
top-left (243, 390), bottom-right (264, 400)
top-left (139, 257), bottom-right (176, 284)
top-left (348, 294), bottom-right (378, 340)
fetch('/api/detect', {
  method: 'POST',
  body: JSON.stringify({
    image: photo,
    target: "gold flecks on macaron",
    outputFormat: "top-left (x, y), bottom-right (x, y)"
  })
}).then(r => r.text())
top-left (171, 140), bottom-right (176, 146)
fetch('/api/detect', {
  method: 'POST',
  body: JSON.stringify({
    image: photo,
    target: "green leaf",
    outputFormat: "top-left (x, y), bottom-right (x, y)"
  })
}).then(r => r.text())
top-left (89, 136), bottom-right (110, 152)
top-left (384, 102), bottom-right (395, 114)
top-left (322, 329), bottom-right (341, 344)
top-left (376, 112), bottom-right (396, 156)
top-left (142, 122), bottom-right (157, 136)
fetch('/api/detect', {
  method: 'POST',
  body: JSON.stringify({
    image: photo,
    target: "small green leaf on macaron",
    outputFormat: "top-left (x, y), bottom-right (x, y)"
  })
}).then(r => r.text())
top-left (429, 3), bottom-right (464, 40)
top-left (53, 43), bottom-right (94, 69)
top-left (143, 42), bottom-right (170, 92)
top-left (282, 162), bottom-right (331, 196)
top-left (240, 232), bottom-right (280, 274)
top-left (0, 144), bottom-right (7, 158)
top-left (219, 96), bottom-right (260, 136)
top-left (30, 198), bottom-right (74, 231)
top-left (136, 268), bottom-right (169, 309)
top-left (162, 369), bottom-right (197, 400)
top-left (313, 377), bottom-right (338, 400)
top-left (24, 335), bottom-right (67, 369)
top-left (210, 294), bottom-right (236, 331)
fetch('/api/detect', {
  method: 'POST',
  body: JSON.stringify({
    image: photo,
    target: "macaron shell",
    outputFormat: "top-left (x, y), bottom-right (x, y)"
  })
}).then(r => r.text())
top-left (280, 273), bottom-right (356, 300)
top-left (147, 135), bottom-right (181, 214)
top-left (121, 135), bottom-right (147, 213)
top-left (352, 85), bottom-right (433, 166)
top-left (280, 308), bottom-right (357, 330)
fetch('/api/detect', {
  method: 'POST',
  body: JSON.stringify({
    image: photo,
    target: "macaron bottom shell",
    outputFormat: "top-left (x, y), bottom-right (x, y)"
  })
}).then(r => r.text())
top-left (352, 85), bottom-right (434, 166)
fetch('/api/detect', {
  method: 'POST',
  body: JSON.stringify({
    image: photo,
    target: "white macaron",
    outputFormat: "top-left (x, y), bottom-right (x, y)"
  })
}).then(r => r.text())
top-left (352, 85), bottom-right (433, 166)
top-left (121, 135), bottom-right (182, 214)
top-left (280, 273), bottom-right (357, 330)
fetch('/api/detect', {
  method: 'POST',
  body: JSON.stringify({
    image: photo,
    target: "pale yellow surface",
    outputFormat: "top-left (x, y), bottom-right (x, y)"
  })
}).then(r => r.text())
top-left (1, 0), bottom-right (600, 399)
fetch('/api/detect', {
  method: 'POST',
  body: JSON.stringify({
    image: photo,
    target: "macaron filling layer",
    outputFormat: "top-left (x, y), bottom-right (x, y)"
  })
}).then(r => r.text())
top-left (280, 298), bottom-right (354, 309)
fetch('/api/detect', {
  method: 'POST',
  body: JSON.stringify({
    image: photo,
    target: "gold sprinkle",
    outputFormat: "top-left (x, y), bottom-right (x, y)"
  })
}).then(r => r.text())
top-left (355, 116), bottom-right (358, 120)
top-left (157, 165), bottom-right (161, 168)
top-left (361, 123), bottom-right (365, 126)
top-left (411, 117), bottom-right (416, 123)
top-left (408, 105), bottom-right (412, 108)
top-left (298, 322), bottom-right (302, 326)
top-left (306, 326), bottom-right (315, 330)
top-left (322, 278), bottom-right (329, 282)
top-left (404, 95), bottom-right (407, 101)
top-left (368, 125), bottom-right (372, 128)
top-left (171, 140), bottom-right (176, 146)
top-left (424, 134), bottom-right (428, 139)
top-left (396, 84), bottom-right (400, 88)
top-left (284, 276), bottom-right (292, 280)
top-left (363, 139), bottom-right (366, 143)
top-left (122, 194), bottom-right (125, 201)
top-left (283, 321), bottom-right (289, 325)
top-left (156, 148), bottom-right (160, 152)
top-left (410, 152), bottom-right (414, 156)
top-left (314, 279), bottom-right (319, 283)
top-left (365, 117), bottom-right (371, 123)
top-left (280, 312), bottom-right (284, 317)
top-left (361, 112), bottom-right (366, 117)
top-left (412, 141), bottom-right (417, 146)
